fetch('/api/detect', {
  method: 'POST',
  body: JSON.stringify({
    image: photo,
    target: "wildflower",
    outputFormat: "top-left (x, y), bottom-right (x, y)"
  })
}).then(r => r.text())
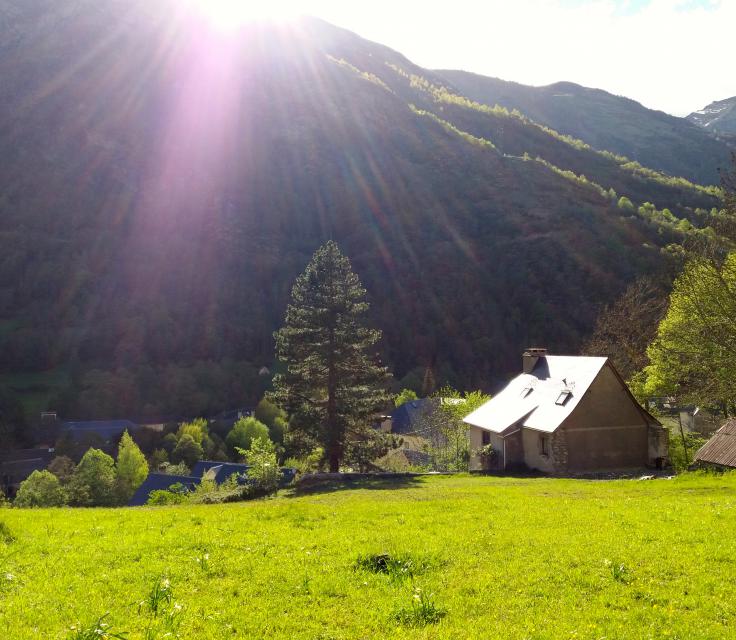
top-left (5, 573), bottom-right (14, 581)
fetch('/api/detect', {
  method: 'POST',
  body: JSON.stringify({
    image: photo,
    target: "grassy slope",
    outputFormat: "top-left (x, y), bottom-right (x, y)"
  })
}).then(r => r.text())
top-left (2, 475), bottom-right (736, 639)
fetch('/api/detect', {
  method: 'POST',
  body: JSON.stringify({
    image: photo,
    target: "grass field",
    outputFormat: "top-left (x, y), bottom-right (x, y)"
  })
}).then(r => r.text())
top-left (2, 474), bottom-right (736, 639)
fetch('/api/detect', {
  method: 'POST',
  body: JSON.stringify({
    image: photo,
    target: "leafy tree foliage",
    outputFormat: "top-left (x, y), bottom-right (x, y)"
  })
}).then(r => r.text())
top-left (47, 455), bottom-right (76, 485)
top-left (254, 399), bottom-right (288, 444)
top-left (394, 389), bottom-right (418, 408)
top-left (170, 434), bottom-right (203, 469)
top-left (68, 448), bottom-right (116, 506)
top-left (225, 417), bottom-right (270, 458)
top-left (115, 430), bottom-right (149, 503)
top-left (271, 242), bottom-right (390, 472)
top-left (644, 253), bottom-right (736, 408)
top-left (14, 470), bottom-right (66, 508)
top-left (416, 389), bottom-right (491, 471)
top-left (149, 448), bottom-right (169, 470)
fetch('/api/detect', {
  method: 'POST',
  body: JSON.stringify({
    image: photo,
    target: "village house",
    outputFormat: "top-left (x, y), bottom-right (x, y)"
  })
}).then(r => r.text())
top-left (464, 348), bottom-right (669, 474)
top-left (693, 419), bottom-right (736, 470)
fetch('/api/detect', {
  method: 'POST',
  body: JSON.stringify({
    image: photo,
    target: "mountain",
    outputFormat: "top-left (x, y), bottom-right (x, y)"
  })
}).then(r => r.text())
top-left (688, 96), bottom-right (736, 140)
top-left (436, 70), bottom-right (733, 185)
top-left (0, 1), bottom-right (727, 421)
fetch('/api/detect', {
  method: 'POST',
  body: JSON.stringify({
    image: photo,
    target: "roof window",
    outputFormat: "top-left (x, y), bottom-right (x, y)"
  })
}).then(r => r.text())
top-left (555, 390), bottom-right (572, 406)
top-left (520, 386), bottom-right (534, 398)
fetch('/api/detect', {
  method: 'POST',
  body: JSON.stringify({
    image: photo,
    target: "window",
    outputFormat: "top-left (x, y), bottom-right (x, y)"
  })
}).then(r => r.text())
top-left (481, 431), bottom-right (491, 446)
top-left (539, 435), bottom-right (549, 456)
top-left (555, 390), bottom-right (572, 406)
top-left (520, 386), bottom-right (534, 398)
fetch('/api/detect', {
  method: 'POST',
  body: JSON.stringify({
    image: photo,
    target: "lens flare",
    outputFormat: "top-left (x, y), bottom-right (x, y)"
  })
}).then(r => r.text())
top-left (187, 0), bottom-right (296, 29)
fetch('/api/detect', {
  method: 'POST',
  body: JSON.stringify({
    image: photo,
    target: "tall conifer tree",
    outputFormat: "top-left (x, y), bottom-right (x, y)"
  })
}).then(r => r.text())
top-left (272, 241), bottom-right (390, 472)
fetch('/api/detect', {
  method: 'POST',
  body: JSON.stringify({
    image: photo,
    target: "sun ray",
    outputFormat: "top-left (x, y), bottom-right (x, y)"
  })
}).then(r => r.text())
top-left (186, 0), bottom-right (297, 30)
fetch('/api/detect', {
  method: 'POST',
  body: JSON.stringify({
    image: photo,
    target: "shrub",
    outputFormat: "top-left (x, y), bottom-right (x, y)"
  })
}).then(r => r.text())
top-left (159, 461), bottom-right (190, 476)
top-left (242, 437), bottom-right (280, 497)
top-left (146, 483), bottom-right (190, 506)
top-left (283, 447), bottom-right (324, 474)
top-left (14, 470), bottom-right (66, 508)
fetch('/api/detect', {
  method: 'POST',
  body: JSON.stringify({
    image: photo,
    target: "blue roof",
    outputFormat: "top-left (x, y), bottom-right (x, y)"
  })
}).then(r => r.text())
top-left (390, 399), bottom-right (435, 434)
top-left (130, 464), bottom-right (300, 505)
top-left (129, 473), bottom-right (200, 506)
top-left (191, 460), bottom-right (298, 486)
top-left (191, 461), bottom-right (250, 484)
top-left (61, 420), bottom-right (138, 440)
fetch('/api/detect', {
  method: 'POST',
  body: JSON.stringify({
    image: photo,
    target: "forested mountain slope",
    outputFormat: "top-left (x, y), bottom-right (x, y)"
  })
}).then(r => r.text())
top-left (0, 1), bottom-right (727, 419)
top-left (437, 70), bottom-right (733, 185)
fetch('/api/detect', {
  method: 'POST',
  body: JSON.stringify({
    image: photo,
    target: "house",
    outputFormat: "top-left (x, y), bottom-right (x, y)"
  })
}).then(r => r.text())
top-left (390, 398), bottom-right (437, 434)
top-left (129, 461), bottom-right (298, 506)
top-left (464, 348), bottom-right (668, 474)
top-left (61, 419), bottom-right (139, 443)
top-left (693, 420), bottom-right (736, 469)
top-left (128, 473), bottom-right (201, 506)
top-left (0, 448), bottom-right (54, 499)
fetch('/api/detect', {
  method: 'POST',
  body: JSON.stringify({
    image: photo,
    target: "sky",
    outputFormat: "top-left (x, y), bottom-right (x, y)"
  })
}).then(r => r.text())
top-left (220, 0), bottom-right (736, 116)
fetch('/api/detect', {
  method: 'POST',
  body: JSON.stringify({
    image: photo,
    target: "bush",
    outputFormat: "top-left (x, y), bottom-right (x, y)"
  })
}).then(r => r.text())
top-left (159, 461), bottom-right (191, 476)
top-left (283, 447), bottom-right (324, 474)
top-left (146, 483), bottom-right (191, 505)
top-left (243, 438), bottom-right (280, 497)
top-left (14, 470), bottom-right (66, 507)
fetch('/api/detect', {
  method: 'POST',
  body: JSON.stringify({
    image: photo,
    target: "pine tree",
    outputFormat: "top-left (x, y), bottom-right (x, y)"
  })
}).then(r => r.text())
top-left (271, 241), bottom-right (390, 472)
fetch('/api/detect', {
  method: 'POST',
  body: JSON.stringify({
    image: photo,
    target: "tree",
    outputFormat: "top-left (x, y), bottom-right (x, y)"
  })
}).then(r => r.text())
top-left (416, 388), bottom-right (490, 471)
top-left (394, 388), bottom-right (418, 408)
top-left (643, 253), bottom-right (736, 409)
top-left (271, 241), bottom-right (390, 472)
top-left (254, 398), bottom-right (288, 444)
top-left (67, 448), bottom-right (116, 506)
top-left (583, 277), bottom-right (669, 381)
top-left (617, 196), bottom-right (635, 212)
top-left (225, 417), bottom-right (270, 458)
top-left (14, 470), bottom-right (66, 508)
top-left (170, 434), bottom-right (203, 468)
top-left (177, 418), bottom-right (208, 445)
top-left (115, 430), bottom-right (149, 504)
top-left (149, 448), bottom-right (169, 470)
top-left (47, 455), bottom-right (76, 485)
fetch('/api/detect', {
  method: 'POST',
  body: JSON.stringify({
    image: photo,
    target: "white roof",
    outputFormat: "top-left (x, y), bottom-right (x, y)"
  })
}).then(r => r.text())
top-left (463, 356), bottom-right (608, 434)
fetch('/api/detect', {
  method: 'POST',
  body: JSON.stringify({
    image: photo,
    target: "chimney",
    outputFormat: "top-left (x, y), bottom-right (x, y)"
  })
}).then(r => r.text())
top-left (523, 347), bottom-right (547, 374)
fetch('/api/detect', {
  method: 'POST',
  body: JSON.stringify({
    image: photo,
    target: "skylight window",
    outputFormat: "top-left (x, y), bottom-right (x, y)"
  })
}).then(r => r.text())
top-left (520, 386), bottom-right (534, 398)
top-left (555, 390), bottom-right (572, 406)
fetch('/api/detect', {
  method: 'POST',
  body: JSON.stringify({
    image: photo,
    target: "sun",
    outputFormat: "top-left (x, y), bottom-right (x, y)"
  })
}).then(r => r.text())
top-left (188, 0), bottom-right (296, 29)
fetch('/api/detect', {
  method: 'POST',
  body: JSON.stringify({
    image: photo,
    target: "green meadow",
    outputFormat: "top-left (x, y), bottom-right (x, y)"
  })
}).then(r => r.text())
top-left (1, 474), bottom-right (735, 639)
